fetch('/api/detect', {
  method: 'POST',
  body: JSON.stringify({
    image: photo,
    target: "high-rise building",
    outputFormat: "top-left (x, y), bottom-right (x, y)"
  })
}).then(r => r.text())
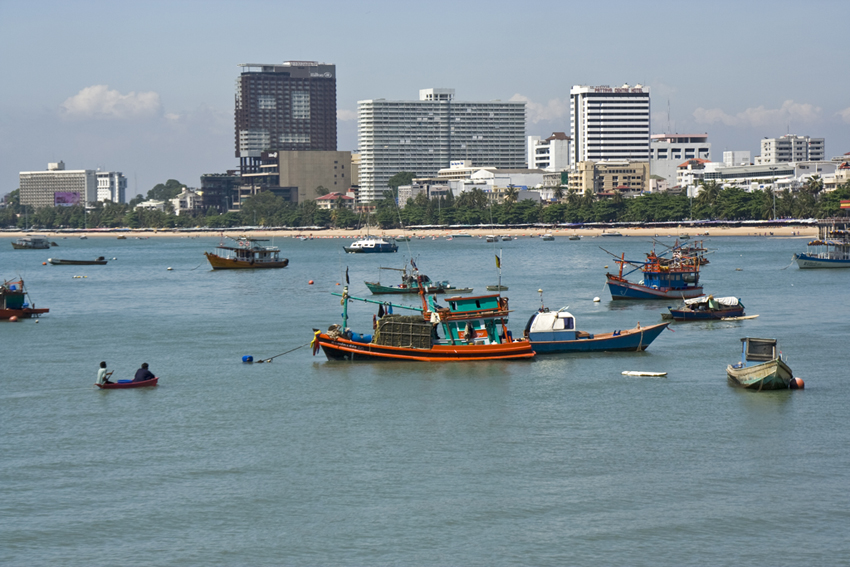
top-left (570, 85), bottom-right (650, 164)
top-left (19, 161), bottom-right (125, 208)
top-left (357, 88), bottom-right (526, 202)
top-left (755, 134), bottom-right (825, 164)
top-left (234, 61), bottom-right (337, 164)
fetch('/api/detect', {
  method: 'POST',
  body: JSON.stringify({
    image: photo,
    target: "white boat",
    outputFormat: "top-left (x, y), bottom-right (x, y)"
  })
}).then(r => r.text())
top-left (541, 234), bottom-right (554, 241)
top-left (343, 237), bottom-right (398, 254)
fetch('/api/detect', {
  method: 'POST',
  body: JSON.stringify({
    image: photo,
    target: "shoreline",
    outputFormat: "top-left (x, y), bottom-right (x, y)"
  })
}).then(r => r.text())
top-left (1, 226), bottom-right (816, 239)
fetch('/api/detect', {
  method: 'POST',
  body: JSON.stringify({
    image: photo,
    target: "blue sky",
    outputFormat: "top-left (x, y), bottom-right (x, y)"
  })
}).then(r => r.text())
top-left (2, 0), bottom-right (848, 199)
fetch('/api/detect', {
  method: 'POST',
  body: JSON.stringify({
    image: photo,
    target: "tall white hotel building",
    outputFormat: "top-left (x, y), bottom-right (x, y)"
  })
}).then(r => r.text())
top-left (570, 84), bottom-right (650, 164)
top-left (357, 88), bottom-right (526, 202)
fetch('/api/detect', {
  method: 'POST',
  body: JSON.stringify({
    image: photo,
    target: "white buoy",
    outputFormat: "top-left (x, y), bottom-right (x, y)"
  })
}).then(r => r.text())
top-left (167, 267), bottom-right (173, 271)
top-left (593, 297), bottom-right (600, 302)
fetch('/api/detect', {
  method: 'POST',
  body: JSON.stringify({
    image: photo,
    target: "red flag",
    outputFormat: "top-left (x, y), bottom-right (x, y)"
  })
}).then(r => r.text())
top-left (840, 200), bottom-right (850, 209)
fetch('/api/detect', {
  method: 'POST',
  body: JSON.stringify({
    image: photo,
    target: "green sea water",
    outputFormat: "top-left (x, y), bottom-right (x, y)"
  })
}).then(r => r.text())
top-left (2, 234), bottom-right (849, 565)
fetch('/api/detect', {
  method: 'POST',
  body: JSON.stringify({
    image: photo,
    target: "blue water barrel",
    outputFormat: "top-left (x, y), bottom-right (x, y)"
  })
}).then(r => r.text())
top-left (242, 355), bottom-right (253, 363)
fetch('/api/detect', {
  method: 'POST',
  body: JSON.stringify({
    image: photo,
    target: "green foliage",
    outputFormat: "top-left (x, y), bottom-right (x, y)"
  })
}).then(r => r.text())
top-left (146, 179), bottom-right (185, 201)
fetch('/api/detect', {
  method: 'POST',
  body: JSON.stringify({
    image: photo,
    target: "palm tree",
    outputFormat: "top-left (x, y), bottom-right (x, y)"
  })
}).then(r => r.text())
top-left (553, 186), bottom-right (564, 202)
top-left (504, 186), bottom-right (519, 204)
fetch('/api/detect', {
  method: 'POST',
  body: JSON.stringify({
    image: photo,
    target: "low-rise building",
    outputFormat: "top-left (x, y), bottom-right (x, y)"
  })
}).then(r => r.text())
top-left (756, 135), bottom-right (825, 164)
top-left (170, 188), bottom-right (203, 216)
top-left (528, 132), bottom-right (571, 171)
top-left (316, 192), bottom-right (356, 210)
top-left (398, 182), bottom-right (451, 207)
top-left (568, 161), bottom-right (650, 196)
top-left (702, 161), bottom-right (838, 192)
top-left (135, 200), bottom-right (166, 212)
top-left (650, 134), bottom-right (711, 186)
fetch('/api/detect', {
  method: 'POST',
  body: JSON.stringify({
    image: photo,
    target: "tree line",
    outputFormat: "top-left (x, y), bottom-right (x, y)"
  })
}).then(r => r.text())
top-left (3, 177), bottom-right (848, 230)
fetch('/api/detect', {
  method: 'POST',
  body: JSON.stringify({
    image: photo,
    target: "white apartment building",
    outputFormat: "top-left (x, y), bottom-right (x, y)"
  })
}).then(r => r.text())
top-left (755, 135), bottom-right (825, 164)
top-left (723, 150), bottom-right (752, 167)
top-left (170, 188), bottom-right (203, 215)
top-left (19, 161), bottom-right (97, 208)
top-left (650, 134), bottom-right (711, 186)
top-left (357, 88), bottom-right (526, 202)
top-left (703, 161), bottom-right (837, 191)
top-left (527, 132), bottom-right (571, 171)
top-left (96, 171), bottom-right (127, 203)
top-left (570, 84), bottom-right (650, 164)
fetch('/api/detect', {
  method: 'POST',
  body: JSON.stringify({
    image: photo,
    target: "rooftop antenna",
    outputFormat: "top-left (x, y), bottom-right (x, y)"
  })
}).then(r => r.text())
top-left (667, 99), bottom-right (671, 134)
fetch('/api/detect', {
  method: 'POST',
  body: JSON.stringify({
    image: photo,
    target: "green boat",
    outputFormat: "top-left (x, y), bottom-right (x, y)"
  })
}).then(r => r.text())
top-left (364, 265), bottom-right (472, 295)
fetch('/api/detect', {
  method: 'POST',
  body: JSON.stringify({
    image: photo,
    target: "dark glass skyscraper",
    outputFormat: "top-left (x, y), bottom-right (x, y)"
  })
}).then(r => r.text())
top-left (234, 61), bottom-right (337, 163)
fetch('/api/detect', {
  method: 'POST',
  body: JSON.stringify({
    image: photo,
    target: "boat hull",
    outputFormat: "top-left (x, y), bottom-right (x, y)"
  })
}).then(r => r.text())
top-left (205, 252), bottom-right (289, 269)
top-left (48, 259), bottom-right (108, 265)
top-left (11, 242), bottom-right (50, 250)
top-left (793, 253), bottom-right (850, 269)
top-left (1, 308), bottom-right (49, 319)
top-left (342, 246), bottom-right (398, 253)
top-left (668, 306), bottom-right (745, 320)
top-left (364, 282), bottom-right (473, 295)
top-left (607, 277), bottom-right (703, 300)
top-left (726, 359), bottom-right (792, 390)
top-left (529, 322), bottom-right (668, 354)
top-left (96, 377), bottom-right (159, 389)
top-left (316, 333), bottom-right (534, 361)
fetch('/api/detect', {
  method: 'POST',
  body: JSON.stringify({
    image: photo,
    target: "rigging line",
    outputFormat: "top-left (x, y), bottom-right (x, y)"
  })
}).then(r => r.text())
top-left (255, 342), bottom-right (311, 363)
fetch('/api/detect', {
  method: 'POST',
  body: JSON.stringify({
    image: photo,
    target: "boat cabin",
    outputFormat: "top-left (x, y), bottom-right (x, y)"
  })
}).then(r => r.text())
top-left (425, 294), bottom-right (510, 346)
top-left (524, 309), bottom-right (578, 342)
top-left (738, 337), bottom-right (778, 367)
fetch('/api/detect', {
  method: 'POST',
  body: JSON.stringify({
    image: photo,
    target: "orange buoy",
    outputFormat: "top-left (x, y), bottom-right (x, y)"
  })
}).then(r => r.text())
top-left (790, 377), bottom-right (805, 389)
top-left (42, 262), bottom-right (47, 265)
top-left (308, 280), bottom-right (314, 285)
top-left (9, 316), bottom-right (18, 322)
top-left (336, 282), bottom-right (340, 285)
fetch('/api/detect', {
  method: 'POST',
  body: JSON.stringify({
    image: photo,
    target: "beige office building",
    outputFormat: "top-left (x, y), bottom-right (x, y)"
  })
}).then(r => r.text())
top-left (568, 161), bottom-right (649, 196)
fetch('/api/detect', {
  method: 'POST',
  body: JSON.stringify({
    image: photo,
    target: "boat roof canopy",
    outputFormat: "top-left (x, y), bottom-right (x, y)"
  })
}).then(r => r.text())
top-left (683, 296), bottom-right (739, 306)
top-left (529, 310), bottom-right (575, 333)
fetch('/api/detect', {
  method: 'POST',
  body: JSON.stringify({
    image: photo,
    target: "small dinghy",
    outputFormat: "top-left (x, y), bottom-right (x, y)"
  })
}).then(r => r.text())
top-left (96, 377), bottom-right (159, 389)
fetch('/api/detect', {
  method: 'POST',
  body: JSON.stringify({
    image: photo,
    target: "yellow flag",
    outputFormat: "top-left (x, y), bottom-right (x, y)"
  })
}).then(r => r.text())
top-left (495, 254), bottom-right (501, 269)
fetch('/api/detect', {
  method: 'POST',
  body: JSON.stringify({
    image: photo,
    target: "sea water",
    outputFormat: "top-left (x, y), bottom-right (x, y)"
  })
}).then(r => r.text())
top-left (2, 234), bottom-right (849, 565)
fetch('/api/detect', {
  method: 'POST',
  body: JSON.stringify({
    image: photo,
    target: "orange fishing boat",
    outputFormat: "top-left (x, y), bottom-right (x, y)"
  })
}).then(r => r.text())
top-left (204, 236), bottom-right (289, 269)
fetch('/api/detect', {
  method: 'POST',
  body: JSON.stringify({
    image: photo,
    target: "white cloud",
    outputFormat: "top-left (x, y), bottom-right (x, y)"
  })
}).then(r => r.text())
top-left (838, 107), bottom-right (850, 125)
top-left (337, 109), bottom-right (357, 121)
top-left (60, 85), bottom-right (162, 120)
top-left (693, 100), bottom-right (822, 129)
top-left (510, 94), bottom-right (570, 124)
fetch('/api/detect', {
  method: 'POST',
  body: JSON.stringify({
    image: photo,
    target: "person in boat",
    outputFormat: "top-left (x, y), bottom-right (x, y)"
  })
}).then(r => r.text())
top-left (96, 361), bottom-right (112, 385)
top-left (133, 362), bottom-right (155, 382)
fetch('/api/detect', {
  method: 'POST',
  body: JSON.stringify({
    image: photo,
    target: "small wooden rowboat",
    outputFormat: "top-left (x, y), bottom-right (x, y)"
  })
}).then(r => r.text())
top-left (96, 377), bottom-right (159, 389)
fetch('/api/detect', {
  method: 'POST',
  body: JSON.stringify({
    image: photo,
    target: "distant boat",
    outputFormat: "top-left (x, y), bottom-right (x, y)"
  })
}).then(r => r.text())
top-left (794, 221), bottom-right (849, 268)
top-left (454, 233), bottom-right (472, 238)
top-left (569, 235), bottom-right (581, 241)
top-left (601, 231), bottom-right (623, 237)
top-left (117, 235), bottom-right (127, 240)
top-left (486, 285), bottom-right (509, 291)
top-left (205, 236), bottom-right (289, 269)
top-left (485, 235), bottom-right (498, 243)
top-left (679, 233), bottom-right (691, 240)
top-left (365, 265), bottom-right (472, 295)
top-left (541, 234), bottom-right (555, 241)
top-left (79, 235), bottom-right (88, 240)
top-left (665, 296), bottom-right (745, 321)
top-left (1, 278), bottom-right (49, 319)
top-left (343, 236), bottom-right (398, 254)
top-left (726, 337), bottom-right (793, 390)
top-left (501, 235), bottom-right (513, 241)
top-left (524, 307), bottom-right (668, 353)
top-left (394, 236), bottom-right (411, 242)
top-left (48, 256), bottom-right (108, 266)
top-left (11, 236), bottom-right (50, 250)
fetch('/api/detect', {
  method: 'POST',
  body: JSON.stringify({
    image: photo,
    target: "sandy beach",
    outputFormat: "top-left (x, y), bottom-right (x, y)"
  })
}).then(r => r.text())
top-left (0, 225), bottom-right (817, 240)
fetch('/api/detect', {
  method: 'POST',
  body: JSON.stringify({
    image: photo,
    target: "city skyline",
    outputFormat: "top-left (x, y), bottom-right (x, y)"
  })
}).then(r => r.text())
top-left (2, 0), bottom-right (849, 200)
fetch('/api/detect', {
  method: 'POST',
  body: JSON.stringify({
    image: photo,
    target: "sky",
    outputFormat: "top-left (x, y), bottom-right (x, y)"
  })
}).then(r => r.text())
top-left (2, 0), bottom-right (848, 199)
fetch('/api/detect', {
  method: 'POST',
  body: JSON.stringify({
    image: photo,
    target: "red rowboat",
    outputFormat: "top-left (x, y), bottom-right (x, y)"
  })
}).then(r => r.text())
top-left (96, 377), bottom-right (159, 389)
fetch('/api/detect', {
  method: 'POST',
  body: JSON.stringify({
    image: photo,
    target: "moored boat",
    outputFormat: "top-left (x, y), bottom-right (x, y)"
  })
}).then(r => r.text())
top-left (794, 220), bottom-right (850, 268)
top-left (48, 256), bottom-right (108, 266)
top-left (541, 234), bottom-right (555, 241)
top-left (343, 236), bottom-right (398, 253)
top-left (11, 236), bottom-right (51, 250)
top-left (312, 275), bottom-right (534, 362)
top-left (204, 236), bottom-right (289, 269)
top-left (726, 337), bottom-right (793, 390)
top-left (569, 234), bottom-right (581, 241)
top-left (523, 307), bottom-right (668, 353)
top-left (364, 264), bottom-right (472, 295)
top-left (1, 278), bottom-right (49, 319)
top-left (605, 249), bottom-right (703, 300)
top-left (665, 295), bottom-right (745, 321)
top-left (96, 377), bottom-right (159, 389)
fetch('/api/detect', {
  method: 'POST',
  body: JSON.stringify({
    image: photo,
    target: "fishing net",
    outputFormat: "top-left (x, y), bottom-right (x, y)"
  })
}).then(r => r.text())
top-left (373, 314), bottom-right (432, 349)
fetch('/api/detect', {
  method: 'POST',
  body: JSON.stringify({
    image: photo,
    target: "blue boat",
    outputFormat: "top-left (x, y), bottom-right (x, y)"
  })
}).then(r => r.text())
top-left (343, 236), bottom-right (398, 254)
top-left (794, 221), bottom-right (850, 268)
top-left (606, 250), bottom-right (704, 300)
top-left (523, 307), bottom-right (668, 353)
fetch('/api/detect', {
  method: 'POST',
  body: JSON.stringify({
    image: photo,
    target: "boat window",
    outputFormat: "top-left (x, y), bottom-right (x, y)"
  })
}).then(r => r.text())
top-left (553, 318), bottom-right (565, 330)
top-left (475, 300), bottom-right (481, 308)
